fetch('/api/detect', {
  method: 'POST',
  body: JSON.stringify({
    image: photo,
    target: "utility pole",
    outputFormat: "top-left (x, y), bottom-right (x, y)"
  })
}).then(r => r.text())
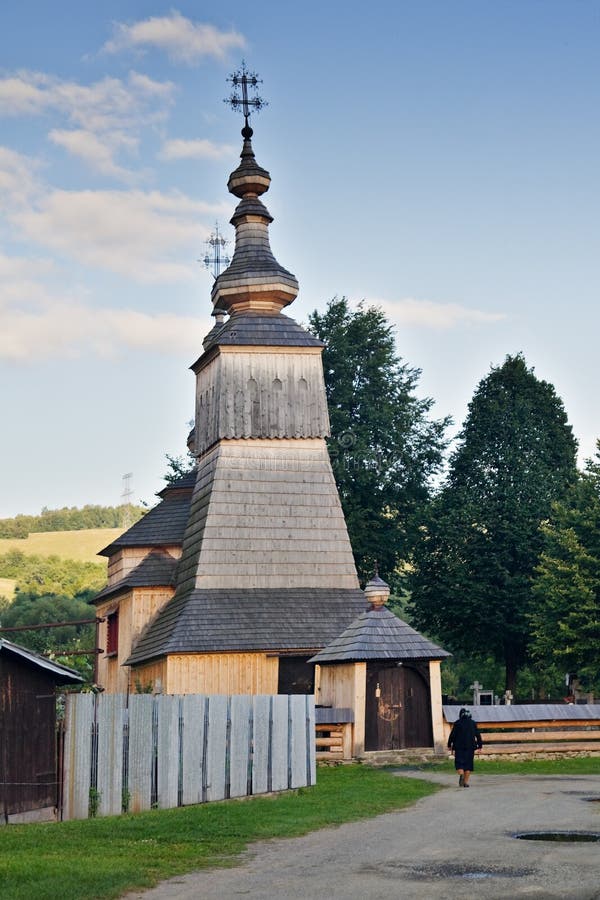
top-left (121, 472), bottom-right (133, 529)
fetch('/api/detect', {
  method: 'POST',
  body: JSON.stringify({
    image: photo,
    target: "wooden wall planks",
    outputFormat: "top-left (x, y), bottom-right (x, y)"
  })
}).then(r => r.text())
top-left (61, 692), bottom-right (316, 821)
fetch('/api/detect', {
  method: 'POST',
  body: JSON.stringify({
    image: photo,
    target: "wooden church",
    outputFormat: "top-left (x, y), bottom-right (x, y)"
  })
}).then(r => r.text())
top-left (93, 74), bottom-right (448, 756)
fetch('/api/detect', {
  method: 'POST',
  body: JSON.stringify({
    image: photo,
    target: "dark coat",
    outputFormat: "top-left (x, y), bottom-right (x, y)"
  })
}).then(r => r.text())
top-left (448, 716), bottom-right (483, 752)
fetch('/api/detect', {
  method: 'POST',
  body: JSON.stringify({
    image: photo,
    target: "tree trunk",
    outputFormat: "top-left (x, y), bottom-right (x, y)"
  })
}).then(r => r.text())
top-left (505, 653), bottom-right (518, 695)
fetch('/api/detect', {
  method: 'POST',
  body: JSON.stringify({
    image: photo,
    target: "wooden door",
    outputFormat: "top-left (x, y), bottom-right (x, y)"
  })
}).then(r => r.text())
top-left (365, 663), bottom-right (433, 751)
top-left (402, 666), bottom-right (433, 748)
top-left (0, 659), bottom-right (58, 819)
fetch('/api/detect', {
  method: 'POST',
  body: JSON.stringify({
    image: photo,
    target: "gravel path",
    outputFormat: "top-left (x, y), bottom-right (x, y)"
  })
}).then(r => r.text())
top-left (124, 770), bottom-right (600, 900)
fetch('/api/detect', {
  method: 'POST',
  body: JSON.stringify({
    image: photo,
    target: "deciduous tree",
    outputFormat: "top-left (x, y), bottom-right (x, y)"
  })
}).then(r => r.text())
top-left (308, 297), bottom-right (448, 584)
top-left (530, 442), bottom-right (600, 692)
top-left (0, 590), bottom-right (95, 679)
top-left (0, 550), bottom-right (105, 598)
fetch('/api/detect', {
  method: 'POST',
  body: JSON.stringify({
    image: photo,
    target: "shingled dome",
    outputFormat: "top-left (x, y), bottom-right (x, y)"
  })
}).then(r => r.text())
top-left (309, 605), bottom-right (450, 664)
top-left (211, 127), bottom-right (298, 315)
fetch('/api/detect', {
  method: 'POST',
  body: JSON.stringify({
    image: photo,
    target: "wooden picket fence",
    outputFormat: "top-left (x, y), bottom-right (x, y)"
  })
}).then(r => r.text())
top-left (60, 693), bottom-right (316, 821)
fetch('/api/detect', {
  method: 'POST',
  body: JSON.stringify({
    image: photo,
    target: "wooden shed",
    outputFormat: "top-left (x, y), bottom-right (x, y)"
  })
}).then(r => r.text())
top-left (310, 577), bottom-right (449, 758)
top-left (0, 638), bottom-right (83, 824)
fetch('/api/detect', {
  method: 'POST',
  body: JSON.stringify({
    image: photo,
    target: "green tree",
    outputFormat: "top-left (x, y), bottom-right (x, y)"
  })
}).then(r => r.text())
top-left (0, 550), bottom-right (105, 598)
top-left (0, 590), bottom-right (96, 679)
top-left (530, 442), bottom-right (600, 693)
top-left (308, 297), bottom-right (448, 584)
top-left (0, 504), bottom-right (144, 538)
top-left (162, 453), bottom-right (195, 486)
top-left (408, 354), bottom-right (578, 693)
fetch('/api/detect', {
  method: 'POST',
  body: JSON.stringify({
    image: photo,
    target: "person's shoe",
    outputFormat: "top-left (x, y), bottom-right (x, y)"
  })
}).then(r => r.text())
top-left (458, 774), bottom-right (464, 787)
top-left (463, 783), bottom-right (470, 787)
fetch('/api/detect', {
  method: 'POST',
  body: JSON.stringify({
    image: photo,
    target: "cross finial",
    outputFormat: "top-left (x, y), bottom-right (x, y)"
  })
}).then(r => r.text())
top-left (225, 61), bottom-right (267, 135)
top-left (203, 222), bottom-right (230, 280)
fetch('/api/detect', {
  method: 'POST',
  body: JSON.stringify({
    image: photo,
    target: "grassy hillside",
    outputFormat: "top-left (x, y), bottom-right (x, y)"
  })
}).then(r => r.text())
top-left (0, 528), bottom-right (123, 565)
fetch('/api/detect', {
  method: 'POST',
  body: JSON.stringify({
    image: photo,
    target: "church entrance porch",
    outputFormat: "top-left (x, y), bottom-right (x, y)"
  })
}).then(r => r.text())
top-left (365, 662), bottom-right (433, 751)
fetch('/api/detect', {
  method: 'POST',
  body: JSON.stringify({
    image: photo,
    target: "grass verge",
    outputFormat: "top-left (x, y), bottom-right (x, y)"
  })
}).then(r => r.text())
top-left (0, 765), bottom-right (438, 900)
top-left (411, 756), bottom-right (600, 776)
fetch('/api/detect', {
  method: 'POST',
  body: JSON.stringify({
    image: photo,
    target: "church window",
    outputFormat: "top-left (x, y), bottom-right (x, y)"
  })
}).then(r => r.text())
top-left (106, 610), bottom-right (119, 656)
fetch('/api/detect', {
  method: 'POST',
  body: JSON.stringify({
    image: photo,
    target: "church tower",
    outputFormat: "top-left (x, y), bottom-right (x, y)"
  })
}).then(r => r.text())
top-left (124, 69), bottom-right (365, 693)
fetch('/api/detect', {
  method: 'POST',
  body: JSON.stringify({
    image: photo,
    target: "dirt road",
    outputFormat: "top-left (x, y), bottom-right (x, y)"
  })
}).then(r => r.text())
top-left (124, 770), bottom-right (600, 899)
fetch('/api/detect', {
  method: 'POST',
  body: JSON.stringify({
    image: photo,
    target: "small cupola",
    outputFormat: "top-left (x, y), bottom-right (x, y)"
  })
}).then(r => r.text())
top-left (363, 572), bottom-right (391, 609)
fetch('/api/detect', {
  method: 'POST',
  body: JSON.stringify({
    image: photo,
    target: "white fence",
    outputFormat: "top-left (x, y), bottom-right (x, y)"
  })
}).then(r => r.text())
top-left (61, 693), bottom-right (316, 821)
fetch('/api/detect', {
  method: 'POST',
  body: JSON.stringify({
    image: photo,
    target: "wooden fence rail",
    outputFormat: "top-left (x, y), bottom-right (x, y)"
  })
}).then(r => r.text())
top-left (443, 704), bottom-right (600, 758)
top-left (61, 693), bottom-right (316, 821)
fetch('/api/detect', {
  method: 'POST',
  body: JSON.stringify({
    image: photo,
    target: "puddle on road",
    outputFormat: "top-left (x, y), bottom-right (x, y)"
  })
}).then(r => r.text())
top-left (562, 790), bottom-right (600, 796)
top-left (359, 861), bottom-right (536, 881)
top-left (513, 831), bottom-right (600, 843)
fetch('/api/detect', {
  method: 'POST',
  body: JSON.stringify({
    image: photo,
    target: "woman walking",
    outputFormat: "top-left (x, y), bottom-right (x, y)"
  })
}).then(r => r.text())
top-left (448, 708), bottom-right (483, 787)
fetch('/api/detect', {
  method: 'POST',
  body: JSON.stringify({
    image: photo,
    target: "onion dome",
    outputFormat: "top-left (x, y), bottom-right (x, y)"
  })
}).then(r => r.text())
top-left (211, 123), bottom-right (299, 315)
top-left (363, 574), bottom-right (391, 609)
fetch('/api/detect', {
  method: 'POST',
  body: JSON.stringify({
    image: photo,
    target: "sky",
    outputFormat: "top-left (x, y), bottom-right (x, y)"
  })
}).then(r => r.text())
top-left (1, 1), bottom-right (598, 518)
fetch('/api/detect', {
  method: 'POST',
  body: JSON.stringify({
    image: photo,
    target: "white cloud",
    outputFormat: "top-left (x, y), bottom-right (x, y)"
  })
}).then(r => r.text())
top-left (0, 303), bottom-right (209, 360)
top-left (0, 70), bottom-right (174, 131)
top-left (0, 70), bottom-right (174, 177)
top-left (10, 187), bottom-right (230, 283)
top-left (0, 253), bottom-right (57, 311)
top-left (127, 71), bottom-right (177, 98)
top-left (160, 138), bottom-right (235, 161)
top-left (0, 74), bottom-right (47, 115)
top-left (0, 146), bottom-right (40, 203)
top-left (0, 253), bottom-right (55, 281)
top-left (0, 142), bottom-right (232, 284)
top-left (49, 129), bottom-right (141, 182)
top-left (0, 252), bottom-right (211, 360)
top-left (376, 297), bottom-right (506, 330)
top-left (103, 12), bottom-right (245, 63)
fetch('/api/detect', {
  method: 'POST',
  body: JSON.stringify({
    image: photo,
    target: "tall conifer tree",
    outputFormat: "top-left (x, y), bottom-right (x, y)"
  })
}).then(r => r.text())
top-left (409, 354), bottom-right (577, 691)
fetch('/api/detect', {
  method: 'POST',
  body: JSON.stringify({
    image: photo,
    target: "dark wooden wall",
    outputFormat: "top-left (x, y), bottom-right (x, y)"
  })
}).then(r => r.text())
top-left (0, 655), bottom-right (58, 820)
top-left (365, 661), bottom-right (433, 751)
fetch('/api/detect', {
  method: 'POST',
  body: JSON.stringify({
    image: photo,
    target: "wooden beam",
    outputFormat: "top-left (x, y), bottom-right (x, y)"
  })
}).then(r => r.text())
top-left (477, 719), bottom-right (600, 731)
top-left (481, 741), bottom-right (600, 754)
top-left (482, 730), bottom-right (600, 743)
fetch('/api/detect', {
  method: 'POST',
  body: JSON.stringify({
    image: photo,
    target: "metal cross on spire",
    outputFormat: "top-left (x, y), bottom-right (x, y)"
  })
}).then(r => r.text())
top-left (225, 61), bottom-right (267, 130)
top-left (203, 222), bottom-right (230, 280)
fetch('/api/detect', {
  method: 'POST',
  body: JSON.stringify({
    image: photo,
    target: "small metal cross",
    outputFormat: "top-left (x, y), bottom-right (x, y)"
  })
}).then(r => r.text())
top-left (202, 222), bottom-right (230, 280)
top-left (225, 61), bottom-right (267, 127)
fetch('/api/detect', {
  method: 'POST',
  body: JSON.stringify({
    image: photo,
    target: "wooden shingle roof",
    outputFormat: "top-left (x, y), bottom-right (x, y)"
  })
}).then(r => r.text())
top-left (156, 468), bottom-right (197, 498)
top-left (125, 588), bottom-right (367, 665)
top-left (92, 549), bottom-right (178, 603)
top-left (98, 492), bottom-right (192, 556)
top-left (197, 311), bottom-right (323, 356)
top-left (309, 606), bottom-right (450, 663)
